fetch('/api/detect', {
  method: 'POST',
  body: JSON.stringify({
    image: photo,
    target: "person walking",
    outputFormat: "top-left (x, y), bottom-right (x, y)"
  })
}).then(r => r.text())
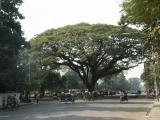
top-left (120, 90), bottom-right (124, 103)
top-left (35, 94), bottom-right (39, 104)
top-left (123, 91), bottom-right (128, 103)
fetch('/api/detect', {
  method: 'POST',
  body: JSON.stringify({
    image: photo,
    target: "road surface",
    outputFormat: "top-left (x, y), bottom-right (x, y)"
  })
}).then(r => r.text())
top-left (0, 99), bottom-right (153, 120)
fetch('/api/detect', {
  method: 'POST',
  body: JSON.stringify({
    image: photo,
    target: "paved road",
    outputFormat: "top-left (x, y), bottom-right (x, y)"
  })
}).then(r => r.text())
top-left (0, 99), bottom-right (153, 120)
top-left (147, 101), bottom-right (160, 120)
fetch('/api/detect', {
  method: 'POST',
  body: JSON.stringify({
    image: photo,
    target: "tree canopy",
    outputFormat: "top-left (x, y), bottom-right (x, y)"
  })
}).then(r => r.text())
top-left (0, 0), bottom-right (26, 92)
top-left (122, 0), bottom-right (160, 25)
top-left (30, 23), bottom-right (144, 92)
top-left (121, 0), bottom-right (160, 53)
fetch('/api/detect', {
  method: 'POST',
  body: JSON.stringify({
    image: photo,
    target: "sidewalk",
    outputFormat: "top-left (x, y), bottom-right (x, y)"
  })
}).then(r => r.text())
top-left (146, 101), bottom-right (160, 120)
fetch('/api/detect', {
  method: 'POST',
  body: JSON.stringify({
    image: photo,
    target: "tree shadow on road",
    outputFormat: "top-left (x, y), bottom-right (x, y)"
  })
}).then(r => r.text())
top-left (37, 115), bottom-right (134, 120)
top-left (80, 101), bottom-right (153, 105)
top-left (19, 102), bottom-right (150, 113)
top-left (56, 105), bottom-right (149, 113)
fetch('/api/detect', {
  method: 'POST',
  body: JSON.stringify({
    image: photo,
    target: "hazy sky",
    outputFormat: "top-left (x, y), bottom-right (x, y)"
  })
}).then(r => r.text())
top-left (19, 0), bottom-right (143, 79)
top-left (19, 0), bottom-right (123, 40)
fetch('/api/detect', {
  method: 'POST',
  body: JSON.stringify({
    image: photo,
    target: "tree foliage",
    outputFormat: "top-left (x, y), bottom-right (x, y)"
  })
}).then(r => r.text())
top-left (30, 23), bottom-right (144, 92)
top-left (121, 0), bottom-right (160, 53)
top-left (0, 0), bottom-right (25, 92)
top-left (101, 72), bottom-right (130, 91)
top-left (141, 61), bottom-right (160, 90)
top-left (122, 0), bottom-right (160, 24)
top-left (40, 71), bottom-right (61, 92)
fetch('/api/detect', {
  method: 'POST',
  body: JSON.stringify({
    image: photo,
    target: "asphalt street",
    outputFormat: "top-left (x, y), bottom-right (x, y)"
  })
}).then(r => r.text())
top-left (0, 99), bottom-right (153, 120)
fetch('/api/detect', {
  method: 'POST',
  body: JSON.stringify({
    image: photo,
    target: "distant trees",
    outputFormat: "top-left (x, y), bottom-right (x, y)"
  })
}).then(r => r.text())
top-left (40, 71), bottom-right (61, 96)
top-left (62, 70), bottom-right (84, 90)
top-left (100, 73), bottom-right (142, 92)
top-left (30, 23), bottom-right (144, 92)
top-left (0, 0), bottom-right (26, 92)
top-left (38, 69), bottom-right (84, 93)
top-left (100, 72), bottom-right (130, 91)
top-left (128, 78), bottom-right (141, 91)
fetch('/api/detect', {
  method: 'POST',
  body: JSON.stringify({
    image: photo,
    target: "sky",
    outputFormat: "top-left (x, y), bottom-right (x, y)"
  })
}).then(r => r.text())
top-left (19, 0), bottom-right (144, 79)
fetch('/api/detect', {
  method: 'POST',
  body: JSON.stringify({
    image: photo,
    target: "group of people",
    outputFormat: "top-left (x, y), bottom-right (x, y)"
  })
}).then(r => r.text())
top-left (120, 90), bottom-right (128, 103)
top-left (147, 89), bottom-right (159, 101)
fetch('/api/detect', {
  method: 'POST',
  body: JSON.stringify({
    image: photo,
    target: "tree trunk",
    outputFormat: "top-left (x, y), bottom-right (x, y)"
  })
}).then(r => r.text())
top-left (24, 88), bottom-right (30, 102)
top-left (83, 71), bottom-right (98, 92)
top-left (87, 84), bottom-right (95, 92)
top-left (86, 79), bottom-right (97, 92)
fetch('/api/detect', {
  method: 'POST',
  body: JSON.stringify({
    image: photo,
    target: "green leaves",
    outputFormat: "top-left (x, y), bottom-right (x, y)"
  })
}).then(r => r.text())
top-left (122, 0), bottom-right (160, 24)
top-left (30, 23), bottom-right (144, 91)
top-left (0, 0), bottom-right (25, 92)
top-left (122, 0), bottom-right (160, 54)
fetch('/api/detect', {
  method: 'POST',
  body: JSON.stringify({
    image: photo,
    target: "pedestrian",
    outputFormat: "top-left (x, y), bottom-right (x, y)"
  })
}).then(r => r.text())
top-left (120, 90), bottom-right (124, 103)
top-left (123, 91), bottom-right (128, 103)
top-left (36, 94), bottom-right (39, 104)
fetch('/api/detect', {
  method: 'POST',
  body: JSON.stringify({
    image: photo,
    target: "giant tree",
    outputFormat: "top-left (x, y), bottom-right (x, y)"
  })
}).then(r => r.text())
top-left (30, 23), bottom-right (144, 92)
top-left (0, 0), bottom-right (25, 92)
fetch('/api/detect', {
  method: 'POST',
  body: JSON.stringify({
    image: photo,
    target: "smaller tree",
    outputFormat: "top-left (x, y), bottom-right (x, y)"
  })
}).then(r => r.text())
top-left (141, 61), bottom-right (159, 90)
top-left (40, 71), bottom-right (61, 95)
top-left (17, 48), bottom-right (32, 101)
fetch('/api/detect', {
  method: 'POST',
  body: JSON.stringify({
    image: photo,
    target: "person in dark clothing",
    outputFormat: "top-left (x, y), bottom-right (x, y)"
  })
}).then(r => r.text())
top-left (123, 91), bottom-right (128, 102)
top-left (35, 94), bottom-right (39, 104)
top-left (36, 98), bottom-right (39, 104)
